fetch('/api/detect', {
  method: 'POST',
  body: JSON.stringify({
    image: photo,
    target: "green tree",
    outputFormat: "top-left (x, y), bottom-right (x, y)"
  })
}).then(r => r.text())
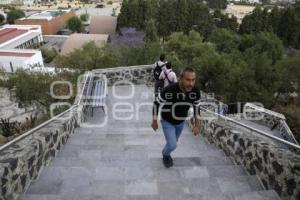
top-left (222, 54), bottom-right (259, 103)
top-left (80, 13), bottom-right (89, 21)
top-left (206, 0), bottom-right (227, 9)
top-left (136, 0), bottom-right (148, 30)
top-left (144, 18), bottom-right (159, 42)
top-left (175, 0), bottom-right (189, 33)
top-left (55, 42), bottom-right (107, 71)
top-left (239, 7), bottom-right (265, 34)
top-left (5, 70), bottom-right (57, 112)
top-left (157, 0), bottom-right (176, 40)
top-left (67, 16), bottom-right (83, 33)
top-left (188, 2), bottom-right (214, 39)
top-left (55, 41), bottom-right (162, 70)
top-left (208, 28), bottom-right (240, 54)
top-left (243, 51), bottom-right (278, 106)
top-left (3, 70), bottom-right (79, 117)
top-left (213, 10), bottom-right (238, 32)
top-left (278, 7), bottom-right (300, 48)
top-left (6, 8), bottom-right (25, 24)
top-left (240, 32), bottom-right (284, 64)
top-left (269, 6), bottom-right (282, 34)
top-left (275, 56), bottom-right (300, 97)
top-left (145, 0), bottom-right (159, 21)
top-left (41, 48), bottom-right (58, 63)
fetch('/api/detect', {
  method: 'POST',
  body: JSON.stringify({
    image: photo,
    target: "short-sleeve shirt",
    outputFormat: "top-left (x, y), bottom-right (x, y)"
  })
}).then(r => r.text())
top-left (153, 82), bottom-right (201, 124)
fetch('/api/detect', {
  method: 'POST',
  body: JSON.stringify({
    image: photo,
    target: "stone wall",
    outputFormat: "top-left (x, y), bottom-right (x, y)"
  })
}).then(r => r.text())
top-left (243, 103), bottom-right (297, 144)
top-left (0, 105), bottom-right (84, 200)
top-left (92, 65), bottom-right (154, 86)
top-left (195, 116), bottom-right (300, 200)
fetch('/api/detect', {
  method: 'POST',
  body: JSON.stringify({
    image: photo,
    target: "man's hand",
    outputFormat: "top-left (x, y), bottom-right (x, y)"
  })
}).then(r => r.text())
top-left (192, 115), bottom-right (201, 136)
top-left (151, 119), bottom-right (158, 131)
top-left (192, 125), bottom-right (200, 136)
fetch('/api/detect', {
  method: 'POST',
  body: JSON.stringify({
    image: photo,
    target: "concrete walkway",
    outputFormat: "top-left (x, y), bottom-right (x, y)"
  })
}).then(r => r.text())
top-left (18, 85), bottom-right (280, 200)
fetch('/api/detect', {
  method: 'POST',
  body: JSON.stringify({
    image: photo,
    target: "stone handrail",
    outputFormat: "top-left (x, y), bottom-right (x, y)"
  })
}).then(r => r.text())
top-left (200, 107), bottom-right (300, 150)
top-left (187, 106), bottom-right (300, 200)
top-left (243, 103), bottom-right (298, 145)
top-left (92, 64), bottom-right (155, 86)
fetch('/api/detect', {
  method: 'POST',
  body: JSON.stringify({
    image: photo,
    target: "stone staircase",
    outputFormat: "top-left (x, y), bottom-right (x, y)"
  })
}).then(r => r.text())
top-left (18, 85), bottom-right (281, 200)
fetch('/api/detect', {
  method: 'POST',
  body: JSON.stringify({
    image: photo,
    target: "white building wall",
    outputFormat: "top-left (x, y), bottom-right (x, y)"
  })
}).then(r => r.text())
top-left (0, 0), bottom-right (34, 5)
top-left (0, 0), bottom-right (14, 5)
top-left (24, 51), bottom-right (44, 68)
top-left (0, 51), bottom-right (44, 73)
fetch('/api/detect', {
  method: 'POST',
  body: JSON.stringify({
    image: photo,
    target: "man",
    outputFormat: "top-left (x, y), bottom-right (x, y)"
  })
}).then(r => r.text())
top-left (153, 54), bottom-right (167, 96)
top-left (159, 62), bottom-right (177, 88)
top-left (151, 67), bottom-right (201, 168)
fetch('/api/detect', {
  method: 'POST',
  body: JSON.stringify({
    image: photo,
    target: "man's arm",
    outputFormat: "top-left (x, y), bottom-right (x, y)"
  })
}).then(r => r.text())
top-left (192, 91), bottom-right (201, 135)
top-left (152, 90), bottom-right (167, 130)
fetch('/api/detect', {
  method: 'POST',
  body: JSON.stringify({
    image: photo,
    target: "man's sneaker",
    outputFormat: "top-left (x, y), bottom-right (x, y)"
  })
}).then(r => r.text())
top-left (163, 155), bottom-right (173, 168)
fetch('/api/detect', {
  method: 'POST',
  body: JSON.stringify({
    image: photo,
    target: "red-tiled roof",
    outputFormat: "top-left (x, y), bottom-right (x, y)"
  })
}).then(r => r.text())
top-left (0, 51), bottom-right (34, 57)
top-left (0, 28), bottom-right (28, 45)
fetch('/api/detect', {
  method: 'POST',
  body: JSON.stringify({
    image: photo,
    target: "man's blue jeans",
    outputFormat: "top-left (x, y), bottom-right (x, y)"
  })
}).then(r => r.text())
top-left (160, 118), bottom-right (185, 156)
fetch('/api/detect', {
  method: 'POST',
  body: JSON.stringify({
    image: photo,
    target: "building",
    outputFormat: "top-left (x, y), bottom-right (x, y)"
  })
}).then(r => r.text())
top-left (15, 9), bottom-right (76, 35)
top-left (0, 25), bottom-right (44, 73)
top-left (89, 16), bottom-right (117, 35)
top-left (60, 33), bottom-right (109, 55)
top-left (0, 25), bottom-right (43, 49)
top-left (0, 49), bottom-right (43, 73)
top-left (225, 4), bottom-right (256, 24)
top-left (0, 0), bottom-right (34, 5)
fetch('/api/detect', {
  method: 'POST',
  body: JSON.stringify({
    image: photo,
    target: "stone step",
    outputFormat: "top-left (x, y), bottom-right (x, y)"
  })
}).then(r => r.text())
top-left (231, 190), bottom-right (281, 200)
top-left (18, 189), bottom-right (281, 200)
top-left (50, 154), bottom-right (235, 168)
top-left (29, 163), bottom-right (248, 189)
top-left (182, 175), bottom-right (264, 196)
top-left (18, 194), bottom-right (61, 200)
top-left (54, 145), bottom-right (227, 161)
top-left (22, 175), bottom-right (264, 199)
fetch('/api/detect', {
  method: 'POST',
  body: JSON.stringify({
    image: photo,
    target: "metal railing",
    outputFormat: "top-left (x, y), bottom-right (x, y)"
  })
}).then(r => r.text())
top-left (0, 71), bottom-right (91, 152)
top-left (199, 106), bottom-right (300, 151)
top-left (279, 120), bottom-right (299, 145)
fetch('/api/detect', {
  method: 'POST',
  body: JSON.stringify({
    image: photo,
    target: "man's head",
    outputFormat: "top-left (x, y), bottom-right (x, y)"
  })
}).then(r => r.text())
top-left (179, 67), bottom-right (196, 92)
top-left (166, 62), bottom-right (172, 69)
top-left (159, 54), bottom-right (166, 62)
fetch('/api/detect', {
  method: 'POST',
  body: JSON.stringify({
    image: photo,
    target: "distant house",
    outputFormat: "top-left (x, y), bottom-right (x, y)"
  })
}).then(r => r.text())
top-left (60, 33), bottom-right (109, 55)
top-left (0, 0), bottom-right (35, 5)
top-left (89, 16), bottom-right (117, 35)
top-left (15, 9), bottom-right (76, 35)
top-left (225, 5), bottom-right (255, 24)
top-left (0, 25), bottom-right (43, 49)
top-left (0, 25), bottom-right (44, 72)
top-left (0, 0), bottom-right (34, 5)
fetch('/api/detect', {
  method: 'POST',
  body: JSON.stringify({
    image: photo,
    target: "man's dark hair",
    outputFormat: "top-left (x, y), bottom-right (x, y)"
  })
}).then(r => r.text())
top-left (159, 54), bottom-right (165, 61)
top-left (180, 67), bottom-right (195, 77)
top-left (166, 62), bottom-right (172, 69)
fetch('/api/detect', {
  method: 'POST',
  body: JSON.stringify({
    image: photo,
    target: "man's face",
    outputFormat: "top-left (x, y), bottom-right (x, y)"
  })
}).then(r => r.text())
top-left (180, 71), bottom-right (196, 92)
